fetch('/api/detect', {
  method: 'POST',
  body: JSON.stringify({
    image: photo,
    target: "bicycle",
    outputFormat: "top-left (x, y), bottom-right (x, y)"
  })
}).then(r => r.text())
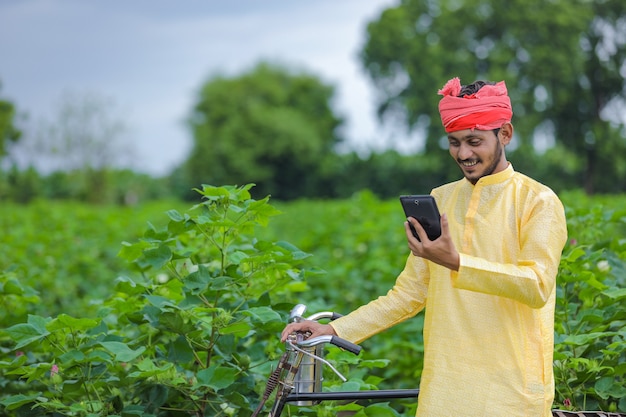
top-left (252, 303), bottom-right (626, 417)
top-left (251, 303), bottom-right (418, 417)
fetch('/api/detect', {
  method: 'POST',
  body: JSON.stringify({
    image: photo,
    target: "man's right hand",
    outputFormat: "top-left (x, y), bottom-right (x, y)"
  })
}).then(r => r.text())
top-left (280, 320), bottom-right (337, 342)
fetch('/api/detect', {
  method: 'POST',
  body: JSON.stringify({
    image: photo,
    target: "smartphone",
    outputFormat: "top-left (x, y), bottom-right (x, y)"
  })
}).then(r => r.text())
top-left (399, 195), bottom-right (441, 241)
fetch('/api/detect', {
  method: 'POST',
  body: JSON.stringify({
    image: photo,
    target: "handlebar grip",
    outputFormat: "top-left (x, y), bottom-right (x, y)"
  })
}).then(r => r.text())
top-left (330, 336), bottom-right (361, 355)
top-left (330, 312), bottom-right (343, 321)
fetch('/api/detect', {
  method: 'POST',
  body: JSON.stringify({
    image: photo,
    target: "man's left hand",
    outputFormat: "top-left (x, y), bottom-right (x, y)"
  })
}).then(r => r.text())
top-left (405, 213), bottom-right (460, 271)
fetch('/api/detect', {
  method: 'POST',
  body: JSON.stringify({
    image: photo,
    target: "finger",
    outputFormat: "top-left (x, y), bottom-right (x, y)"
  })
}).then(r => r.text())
top-left (281, 321), bottom-right (318, 342)
top-left (308, 323), bottom-right (335, 339)
top-left (280, 324), bottom-right (294, 341)
top-left (404, 221), bottom-right (417, 241)
top-left (440, 213), bottom-right (449, 237)
top-left (280, 322), bottom-right (303, 341)
top-left (409, 217), bottom-right (429, 242)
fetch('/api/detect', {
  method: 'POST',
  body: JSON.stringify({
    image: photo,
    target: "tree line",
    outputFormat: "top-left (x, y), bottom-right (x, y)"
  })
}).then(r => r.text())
top-left (2, 0), bottom-right (625, 203)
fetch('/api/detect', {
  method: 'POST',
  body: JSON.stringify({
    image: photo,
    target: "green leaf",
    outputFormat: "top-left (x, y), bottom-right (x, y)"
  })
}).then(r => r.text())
top-left (228, 250), bottom-right (249, 264)
top-left (144, 295), bottom-right (179, 309)
top-left (118, 240), bottom-right (151, 262)
top-left (243, 306), bottom-right (282, 324)
top-left (276, 240), bottom-right (311, 260)
top-left (333, 402), bottom-right (364, 412)
top-left (59, 349), bottom-right (86, 364)
top-left (620, 397), bottom-right (626, 413)
top-left (576, 308), bottom-right (606, 323)
top-left (166, 209), bottom-right (185, 222)
top-left (167, 209), bottom-right (193, 235)
top-left (336, 380), bottom-right (362, 391)
top-left (363, 403), bottom-right (401, 417)
top-left (284, 281), bottom-right (309, 292)
top-left (1, 278), bottom-right (24, 295)
top-left (219, 321), bottom-right (251, 337)
top-left (0, 353), bottom-right (27, 369)
top-left (595, 376), bottom-right (626, 399)
top-left (114, 275), bottom-right (149, 296)
top-left (128, 358), bottom-right (173, 378)
top-left (602, 287), bottom-right (626, 300)
top-left (28, 314), bottom-right (51, 333)
top-left (12, 362), bottom-right (49, 383)
top-left (614, 362), bottom-right (626, 377)
top-left (209, 276), bottom-right (234, 291)
top-left (167, 336), bottom-right (195, 363)
top-left (196, 184), bottom-right (231, 200)
top-left (564, 246), bottom-right (586, 262)
top-left (582, 274), bottom-right (608, 291)
top-left (563, 332), bottom-right (614, 346)
top-left (248, 198), bottom-right (282, 226)
top-left (143, 221), bottom-right (169, 241)
top-left (47, 314), bottom-right (99, 332)
top-left (99, 341), bottom-right (146, 362)
top-left (196, 365), bottom-right (238, 391)
top-left (158, 311), bottom-right (194, 334)
top-left (0, 394), bottom-right (42, 410)
top-left (359, 358), bottom-right (391, 369)
top-left (142, 245), bottom-right (172, 269)
top-left (184, 265), bottom-right (211, 293)
top-left (5, 322), bottom-right (49, 349)
top-left (86, 349), bottom-right (113, 362)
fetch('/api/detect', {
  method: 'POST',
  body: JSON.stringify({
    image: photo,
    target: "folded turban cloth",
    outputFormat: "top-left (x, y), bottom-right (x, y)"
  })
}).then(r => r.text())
top-left (437, 77), bottom-right (513, 133)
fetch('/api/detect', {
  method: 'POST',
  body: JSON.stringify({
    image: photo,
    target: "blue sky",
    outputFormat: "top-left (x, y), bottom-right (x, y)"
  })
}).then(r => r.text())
top-left (0, 0), bottom-right (413, 176)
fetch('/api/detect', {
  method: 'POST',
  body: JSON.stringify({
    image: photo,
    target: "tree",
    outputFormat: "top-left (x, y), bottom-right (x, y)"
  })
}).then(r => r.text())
top-left (185, 62), bottom-right (344, 200)
top-left (0, 83), bottom-right (23, 201)
top-left (15, 91), bottom-right (134, 203)
top-left (360, 0), bottom-right (626, 193)
top-left (40, 90), bottom-right (132, 172)
top-left (0, 82), bottom-right (21, 158)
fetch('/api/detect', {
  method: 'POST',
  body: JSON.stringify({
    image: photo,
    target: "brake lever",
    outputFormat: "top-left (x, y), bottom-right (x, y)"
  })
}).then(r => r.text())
top-left (286, 339), bottom-right (347, 382)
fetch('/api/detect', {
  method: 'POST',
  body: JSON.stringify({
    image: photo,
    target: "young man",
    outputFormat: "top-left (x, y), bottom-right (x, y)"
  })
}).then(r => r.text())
top-left (281, 77), bottom-right (568, 416)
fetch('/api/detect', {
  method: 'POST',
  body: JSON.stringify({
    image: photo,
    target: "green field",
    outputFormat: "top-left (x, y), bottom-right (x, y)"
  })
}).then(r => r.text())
top-left (1, 188), bottom-right (625, 415)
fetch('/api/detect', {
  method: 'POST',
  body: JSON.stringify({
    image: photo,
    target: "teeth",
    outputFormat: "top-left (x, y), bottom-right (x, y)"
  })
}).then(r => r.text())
top-left (462, 161), bottom-right (478, 167)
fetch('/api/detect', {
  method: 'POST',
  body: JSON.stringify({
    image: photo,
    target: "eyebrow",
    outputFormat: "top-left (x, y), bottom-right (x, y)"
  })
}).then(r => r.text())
top-left (447, 133), bottom-right (483, 141)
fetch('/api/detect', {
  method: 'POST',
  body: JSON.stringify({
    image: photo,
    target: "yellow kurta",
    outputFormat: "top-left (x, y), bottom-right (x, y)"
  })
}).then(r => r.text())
top-left (330, 164), bottom-right (568, 417)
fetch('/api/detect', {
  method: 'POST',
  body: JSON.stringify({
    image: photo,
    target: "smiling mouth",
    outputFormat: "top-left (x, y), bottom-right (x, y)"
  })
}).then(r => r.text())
top-left (460, 160), bottom-right (479, 167)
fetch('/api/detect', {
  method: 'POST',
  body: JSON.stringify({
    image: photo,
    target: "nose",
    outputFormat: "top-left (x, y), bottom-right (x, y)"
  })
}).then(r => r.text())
top-left (456, 142), bottom-right (473, 160)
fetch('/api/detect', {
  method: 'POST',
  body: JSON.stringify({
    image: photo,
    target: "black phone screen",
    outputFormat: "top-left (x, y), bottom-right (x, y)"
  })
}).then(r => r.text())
top-left (399, 195), bottom-right (442, 241)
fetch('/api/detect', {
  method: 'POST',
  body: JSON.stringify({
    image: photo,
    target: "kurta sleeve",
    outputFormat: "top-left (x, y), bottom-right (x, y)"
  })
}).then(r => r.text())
top-left (450, 190), bottom-right (568, 308)
top-left (329, 254), bottom-right (430, 344)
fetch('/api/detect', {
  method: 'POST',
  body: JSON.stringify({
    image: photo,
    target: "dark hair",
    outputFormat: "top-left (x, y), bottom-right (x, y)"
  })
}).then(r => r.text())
top-left (458, 80), bottom-right (497, 97)
top-left (459, 80), bottom-right (501, 137)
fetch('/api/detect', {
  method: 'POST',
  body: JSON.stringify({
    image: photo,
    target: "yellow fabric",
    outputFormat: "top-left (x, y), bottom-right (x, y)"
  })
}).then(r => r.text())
top-left (330, 164), bottom-right (568, 417)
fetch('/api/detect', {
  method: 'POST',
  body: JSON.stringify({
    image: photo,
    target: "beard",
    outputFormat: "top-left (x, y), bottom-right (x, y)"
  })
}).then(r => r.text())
top-left (459, 140), bottom-right (504, 184)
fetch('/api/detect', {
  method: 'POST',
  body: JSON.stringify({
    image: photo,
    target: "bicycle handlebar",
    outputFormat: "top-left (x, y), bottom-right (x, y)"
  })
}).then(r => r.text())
top-left (330, 335), bottom-right (361, 355)
top-left (293, 334), bottom-right (361, 355)
top-left (304, 311), bottom-right (344, 321)
top-left (251, 305), bottom-right (364, 417)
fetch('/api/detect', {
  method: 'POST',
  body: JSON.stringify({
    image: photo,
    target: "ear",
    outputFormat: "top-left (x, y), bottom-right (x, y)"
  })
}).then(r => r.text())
top-left (498, 122), bottom-right (514, 145)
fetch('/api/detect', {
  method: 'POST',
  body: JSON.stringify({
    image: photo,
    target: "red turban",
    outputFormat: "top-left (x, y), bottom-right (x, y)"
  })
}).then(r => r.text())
top-left (437, 77), bottom-right (513, 133)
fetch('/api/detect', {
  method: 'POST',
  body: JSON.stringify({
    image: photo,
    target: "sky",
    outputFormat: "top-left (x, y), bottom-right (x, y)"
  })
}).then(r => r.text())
top-left (0, 0), bottom-right (410, 176)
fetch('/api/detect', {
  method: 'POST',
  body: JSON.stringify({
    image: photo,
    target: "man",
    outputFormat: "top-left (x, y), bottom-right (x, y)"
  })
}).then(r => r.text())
top-left (281, 77), bottom-right (568, 416)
